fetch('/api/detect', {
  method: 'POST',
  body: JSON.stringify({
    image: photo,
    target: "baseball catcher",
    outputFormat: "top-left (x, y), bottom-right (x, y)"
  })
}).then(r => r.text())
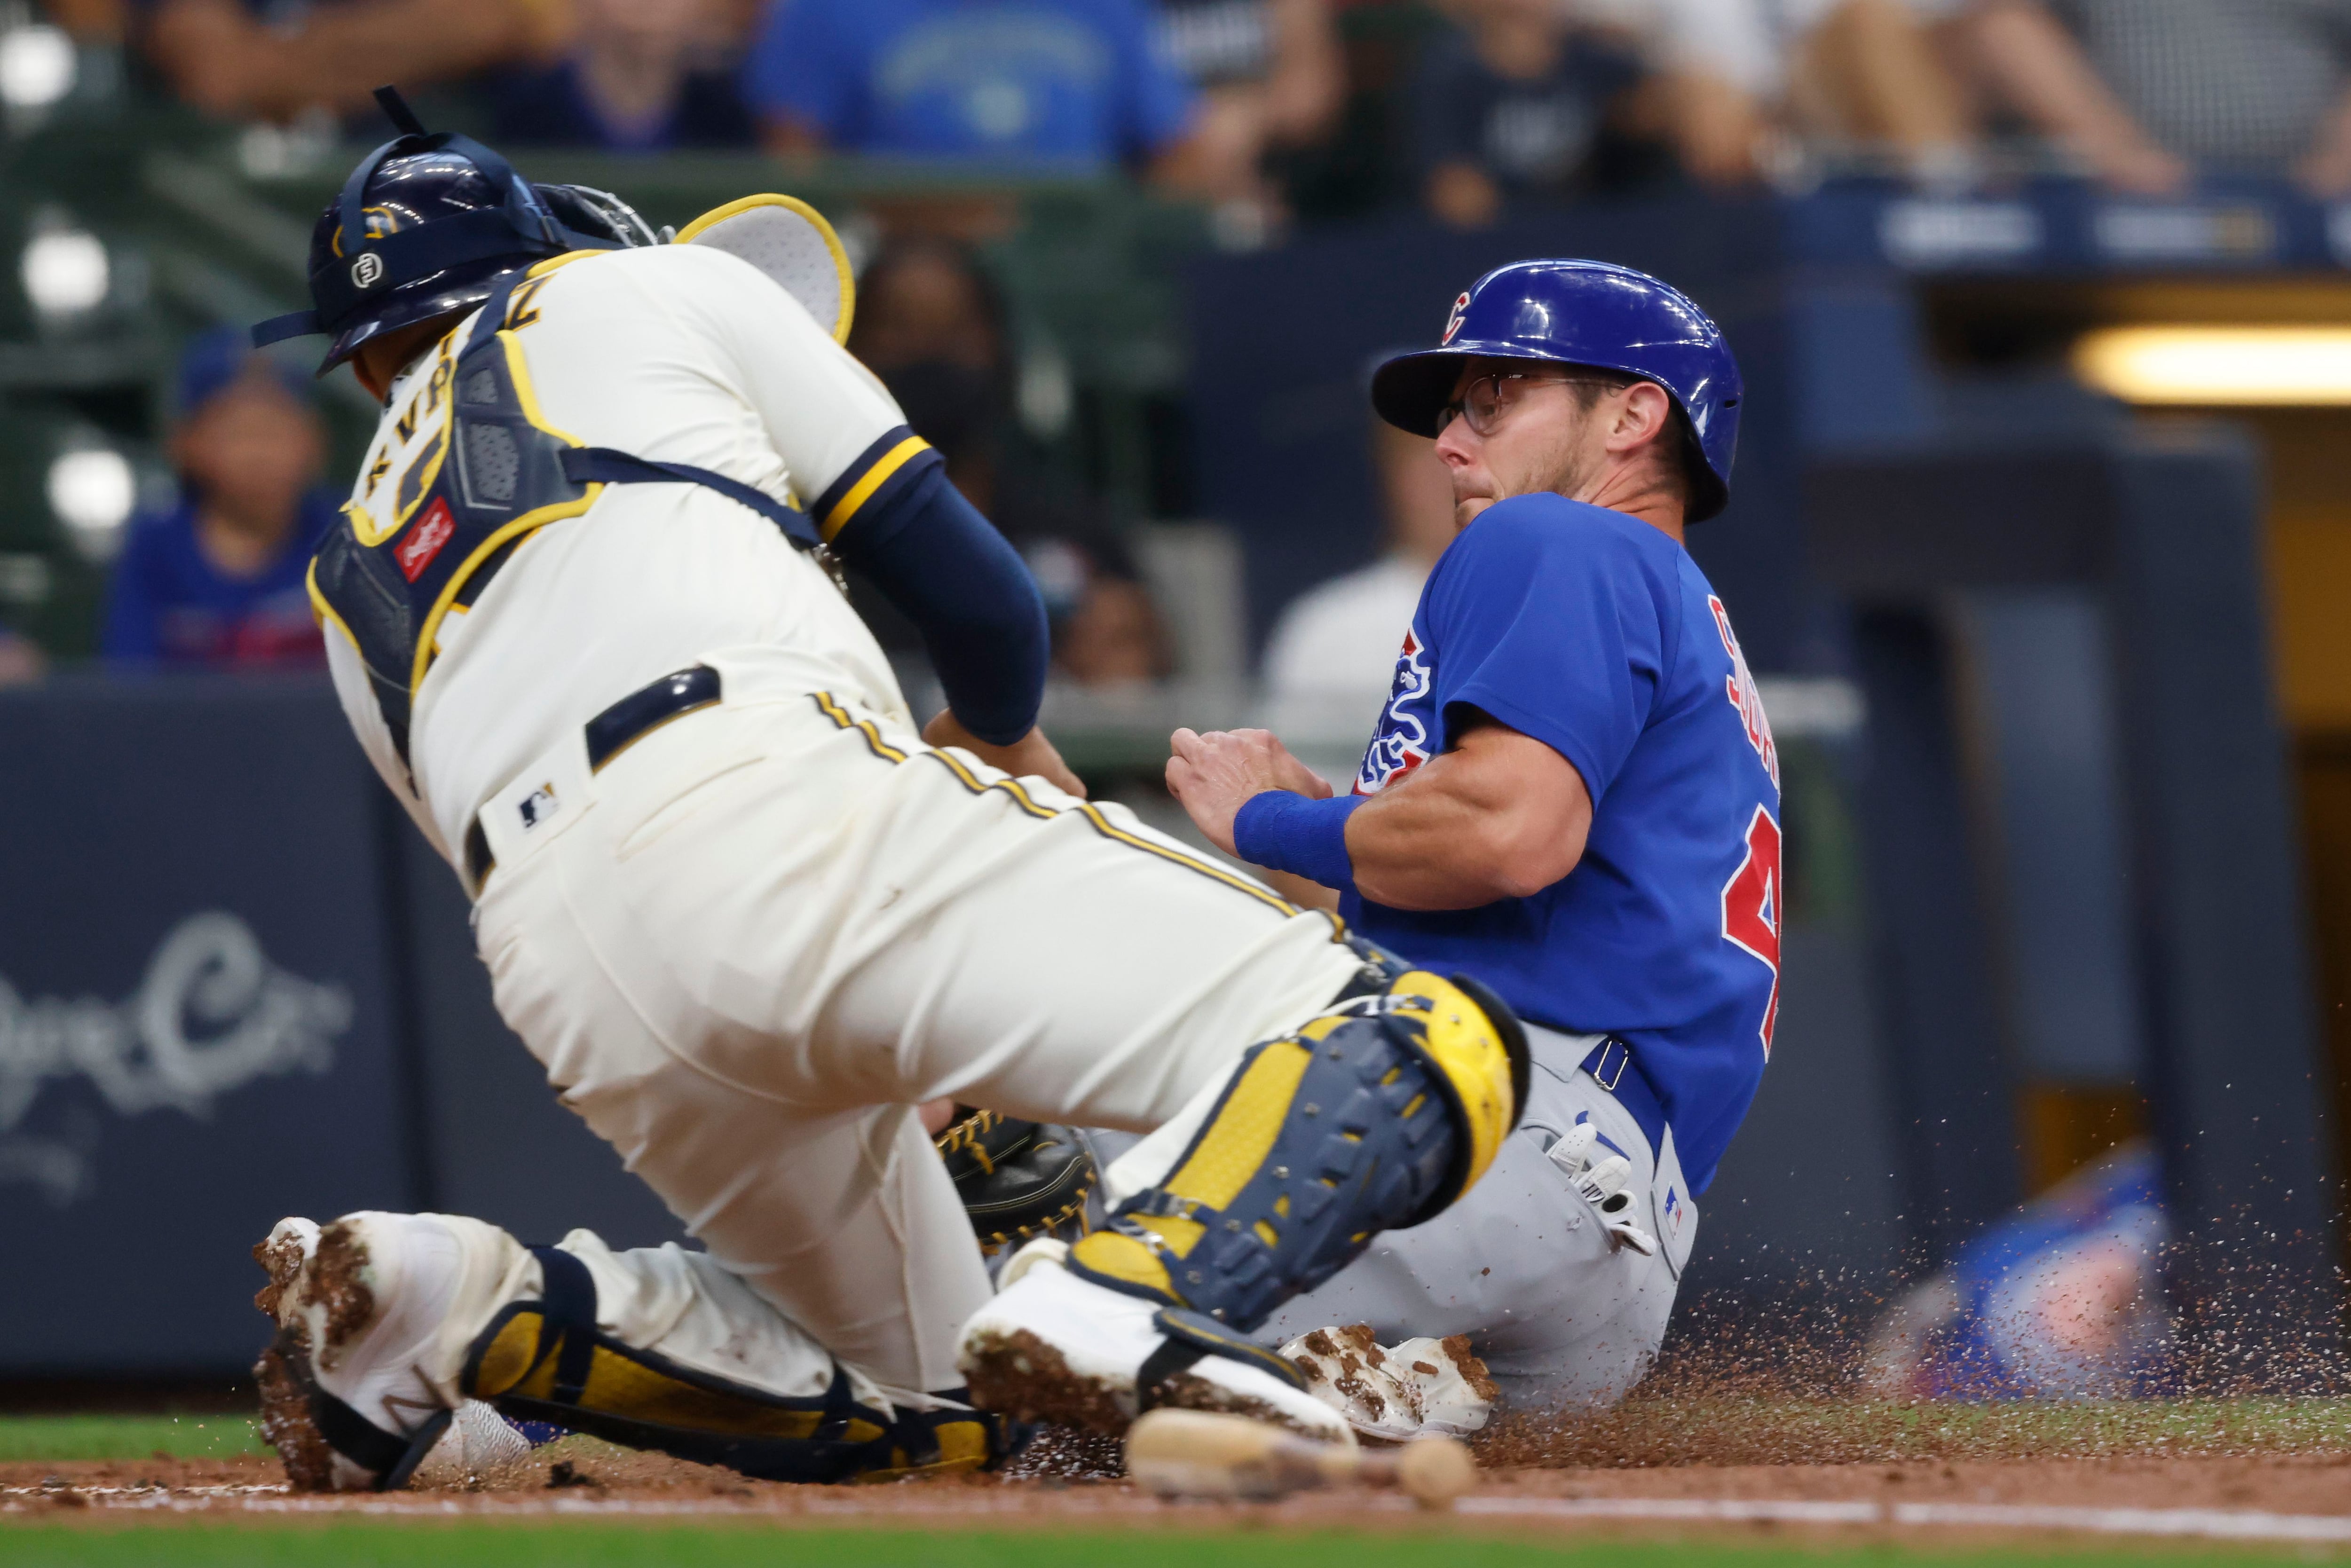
top-left (245, 90), bottom-right (1525, 1490)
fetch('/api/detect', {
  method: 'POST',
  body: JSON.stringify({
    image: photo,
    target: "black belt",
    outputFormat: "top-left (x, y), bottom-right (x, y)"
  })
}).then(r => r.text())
top-left (464, 663), bottom-right (722, 892)
top-left (1578, 1037), bottom-right (1667, 1164)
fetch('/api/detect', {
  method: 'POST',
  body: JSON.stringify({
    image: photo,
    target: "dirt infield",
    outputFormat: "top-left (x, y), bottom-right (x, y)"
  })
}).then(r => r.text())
top-left (9, 1418), bottom-right (2351, 1549)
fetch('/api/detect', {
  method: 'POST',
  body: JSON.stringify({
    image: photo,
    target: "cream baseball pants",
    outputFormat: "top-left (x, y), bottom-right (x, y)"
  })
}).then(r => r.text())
top-left (462, 646), bottom-right (1363, 1413)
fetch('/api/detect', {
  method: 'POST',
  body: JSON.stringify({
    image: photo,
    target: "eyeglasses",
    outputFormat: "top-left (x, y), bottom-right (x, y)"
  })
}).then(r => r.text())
top-left (1436, 372), bottom-right (1625, 437)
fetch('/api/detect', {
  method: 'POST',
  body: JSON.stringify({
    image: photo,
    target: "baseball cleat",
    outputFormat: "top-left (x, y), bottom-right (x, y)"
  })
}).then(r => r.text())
top-left (957, 1247), bottom-right (1354, 1446)
top-left (1280, 1324), bottom-right (1498, 1441)
top-left (251, 1212), bottom-right (483, 1491)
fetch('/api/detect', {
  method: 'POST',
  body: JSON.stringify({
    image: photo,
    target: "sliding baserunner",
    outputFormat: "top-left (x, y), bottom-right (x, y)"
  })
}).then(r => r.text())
top-left (1165, 260), bottom-right (1778, 1429)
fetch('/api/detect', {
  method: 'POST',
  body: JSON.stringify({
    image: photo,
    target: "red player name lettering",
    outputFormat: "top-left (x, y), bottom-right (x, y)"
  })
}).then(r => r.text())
top-left (1707, 594), bottom-right (1778, 789)
top-left (1721, 804), bottom-right (1782, 1057)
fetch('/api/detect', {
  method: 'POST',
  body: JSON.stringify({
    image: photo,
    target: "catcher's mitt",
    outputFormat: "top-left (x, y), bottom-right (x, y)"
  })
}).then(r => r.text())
top-left (934, 1110), bottom-right (1096, 1256)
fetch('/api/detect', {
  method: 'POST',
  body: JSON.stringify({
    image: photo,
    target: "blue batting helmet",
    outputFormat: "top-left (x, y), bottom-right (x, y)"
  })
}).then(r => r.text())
top-left (1371, 259), bottom-right (1743, 521)
top-left (253, 87), bottom-right (657, 372)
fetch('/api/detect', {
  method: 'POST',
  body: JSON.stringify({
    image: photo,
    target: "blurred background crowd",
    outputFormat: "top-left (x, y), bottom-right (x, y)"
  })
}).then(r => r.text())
top-left (11, 0), bottom-right (2351, 689)
top-left (5, 0), bottom-right (2351, 1395)
top-left (55, 0), bottom-right (2351, 221)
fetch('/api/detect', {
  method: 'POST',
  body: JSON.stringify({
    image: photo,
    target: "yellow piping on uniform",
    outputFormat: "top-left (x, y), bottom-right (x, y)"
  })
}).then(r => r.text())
top-left (497, 330), bottom-right (588, 446)
top-left (306, 558), bottom-right (358, 649)
top-left (405, 333), bottom-right (596, 699)
top-left (809, 689), bottom-right (1332, 927)
top-left (349, 336), bottom-right (456, 548)
top-left (926, 742), bottom-right (1302, 918)
top-left (820, 435), bottom-right (930, 542)
top-left (408, 509), bottom-right (581, 699)
top-left (813, 690), bottom-right (910, 763)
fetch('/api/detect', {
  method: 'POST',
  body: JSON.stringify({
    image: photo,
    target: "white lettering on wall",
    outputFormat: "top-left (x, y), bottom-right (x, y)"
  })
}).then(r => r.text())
top-left (0, 912), bottom-right (353, 1204)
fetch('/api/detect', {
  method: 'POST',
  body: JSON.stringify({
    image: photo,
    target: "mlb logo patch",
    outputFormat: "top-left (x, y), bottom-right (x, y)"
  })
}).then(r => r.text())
top-left (1664, 1186), bottom-right (1684, 1235)
top-left (518, 782), bottom-right (560, 831)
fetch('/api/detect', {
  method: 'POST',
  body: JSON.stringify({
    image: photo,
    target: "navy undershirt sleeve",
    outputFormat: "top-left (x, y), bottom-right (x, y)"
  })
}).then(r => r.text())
top-left (829, 462), bottom-right (1049, 746)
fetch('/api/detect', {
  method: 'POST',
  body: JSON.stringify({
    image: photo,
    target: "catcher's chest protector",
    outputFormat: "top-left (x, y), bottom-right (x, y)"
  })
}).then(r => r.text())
top-left (307, 255), bottom-right (826, 768)
top-left (308, 267), bottom-right (600, 766)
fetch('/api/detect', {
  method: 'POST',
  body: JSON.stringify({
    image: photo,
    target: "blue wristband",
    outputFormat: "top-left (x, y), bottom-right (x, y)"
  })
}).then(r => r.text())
top-left (1233, 790), bottom-right (1365, 891)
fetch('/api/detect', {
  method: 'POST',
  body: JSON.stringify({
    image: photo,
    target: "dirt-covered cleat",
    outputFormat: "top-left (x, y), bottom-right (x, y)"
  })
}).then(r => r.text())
top-left (250, 1212), bottom-right (481, 1491)
top-left (1280, 1324), bottom-right (1422, 1442)
top-left (958, 1246), bottom-right (1353, 1445)
top-left (1280, 1324), bottom-right (1498, 1441)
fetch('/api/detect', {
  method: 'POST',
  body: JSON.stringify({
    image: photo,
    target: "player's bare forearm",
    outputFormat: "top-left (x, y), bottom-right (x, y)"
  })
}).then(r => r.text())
top-left (1346, 722), bottom-right (1592, 909)
top-left (924, 710), bottom-right (1087, 800)
top-left (1259, 867), bottom-right (1342, 913)
top-left (1167, 727), bottom-right (1332, 856)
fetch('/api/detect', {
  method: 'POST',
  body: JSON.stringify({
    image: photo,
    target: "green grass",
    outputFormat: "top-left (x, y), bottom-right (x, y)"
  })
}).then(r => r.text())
top-left (0, 1415), bottom-right (267, 1464)
top-left (0, 1527), bottom-right (2337, 1568)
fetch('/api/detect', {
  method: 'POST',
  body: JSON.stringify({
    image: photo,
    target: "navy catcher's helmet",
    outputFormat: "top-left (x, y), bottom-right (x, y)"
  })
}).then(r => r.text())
top-left (253, 87), bottom-right (655, 372)
top-left (1372, 260), bottom-right (1743, 521)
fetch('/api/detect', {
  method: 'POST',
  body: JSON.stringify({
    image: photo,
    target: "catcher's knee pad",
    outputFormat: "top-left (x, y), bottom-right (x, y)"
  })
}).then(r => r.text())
top-left (461, 1249), bottom-right (1005, 1483)
top-left (1067, 968), bottom-right (1528, 1331)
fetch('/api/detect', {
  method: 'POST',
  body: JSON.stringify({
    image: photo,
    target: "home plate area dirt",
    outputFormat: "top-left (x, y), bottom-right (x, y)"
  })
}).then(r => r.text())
top-left (10, 1403), bottom-right (2351, 1549)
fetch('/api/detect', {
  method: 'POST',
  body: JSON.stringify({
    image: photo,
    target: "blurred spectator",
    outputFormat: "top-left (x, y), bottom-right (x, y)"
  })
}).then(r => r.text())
top-left (1412, 0), bottom-right (1653, 227)
top-left (850, 241), bottom-right (1170, 686)
top-left (103, 329), bottom-right (332, 670)
top-left (489, 0), bottom-right (756, 150)
top-left (1260, 416), bottom-right (1453, 732)
top-left (1861, 1142), bottom-right (2174, 1400)
top-left (0, 623), bottom-right (43, 688)
top-left (1966, 0), bottom-right (2351, 195)
top-left (39, 0), bottom-right (126, 40)
top-left (1156, 0), bottom-right (1346, 239)
top-left (743, 0), bottom-right (1201, 181)
top-left (1618, 0), bottom-right (1974, 186)
top-left (137, 0), bottom-right (562, 123)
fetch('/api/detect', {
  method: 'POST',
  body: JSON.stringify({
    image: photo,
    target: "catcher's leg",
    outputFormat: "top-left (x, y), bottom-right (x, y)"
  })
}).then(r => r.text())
top-left (251, 1208), bottom-right (997, 1492)
top-left (956, 950), bottom-right (1528, 1436)
top-left (480, 675), bottom-right (1369, 1396)
top-left (1255, 1024), bottom-right (1688, 1417)
top-left (462, 667), bottom-right (1511, 1445)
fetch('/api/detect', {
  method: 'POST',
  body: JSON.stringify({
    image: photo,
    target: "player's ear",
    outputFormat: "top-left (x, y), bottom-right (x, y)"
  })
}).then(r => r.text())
top-left (1622, 381), bottom-right (1676, 451)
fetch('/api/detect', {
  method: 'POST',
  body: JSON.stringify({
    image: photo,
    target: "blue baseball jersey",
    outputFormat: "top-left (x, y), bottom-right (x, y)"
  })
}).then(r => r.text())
top-left (1340, 493), bottom-right (1781, 1193)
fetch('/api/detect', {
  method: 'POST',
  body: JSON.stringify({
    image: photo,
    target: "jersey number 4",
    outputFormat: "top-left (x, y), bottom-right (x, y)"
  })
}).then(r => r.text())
top-left (1720, 804), bottom-right (1782, 1057)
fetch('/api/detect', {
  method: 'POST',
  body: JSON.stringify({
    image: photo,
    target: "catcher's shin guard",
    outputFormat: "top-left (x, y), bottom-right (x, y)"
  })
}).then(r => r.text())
top-left (461, 1249), bottom-right (1007, 1482)
top-left (1066, 967), bottom-right (1527, 1334)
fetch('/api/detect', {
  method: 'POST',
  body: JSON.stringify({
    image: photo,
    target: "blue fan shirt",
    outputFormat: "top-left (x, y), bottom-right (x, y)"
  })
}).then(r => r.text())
top-left (1341, 494), bottom-right (1782, 1193)
top-left (102, 492), bottom-right (335, 669)
top-left (742, 0), bottom-right (1196, 166)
